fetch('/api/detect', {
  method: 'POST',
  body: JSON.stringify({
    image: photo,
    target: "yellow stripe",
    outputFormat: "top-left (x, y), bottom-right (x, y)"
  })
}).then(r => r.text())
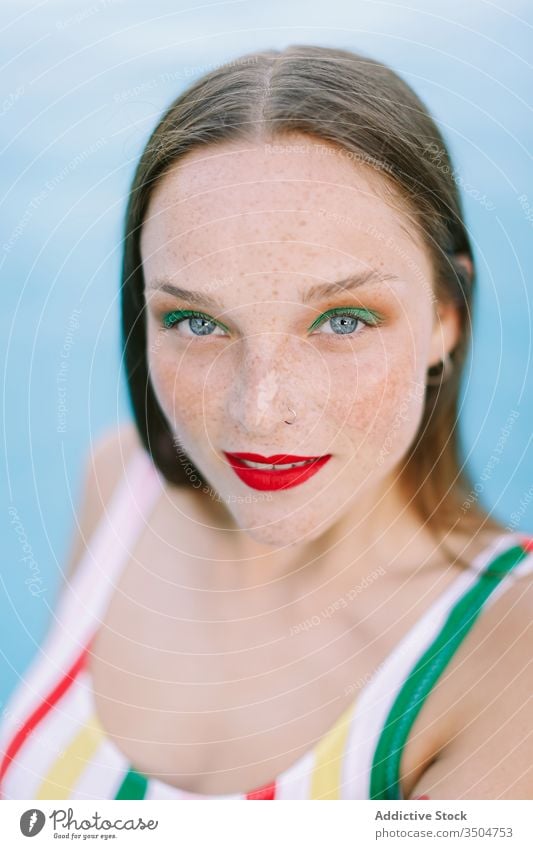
top-left (309, 701), bottom-right (355, 800)
top-left (36, 714), bottom-right (104, 799)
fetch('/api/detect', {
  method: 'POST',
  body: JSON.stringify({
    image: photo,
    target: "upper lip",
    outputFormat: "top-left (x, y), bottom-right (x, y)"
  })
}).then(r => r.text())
top-left (224, 452), bottom-right (324, 463)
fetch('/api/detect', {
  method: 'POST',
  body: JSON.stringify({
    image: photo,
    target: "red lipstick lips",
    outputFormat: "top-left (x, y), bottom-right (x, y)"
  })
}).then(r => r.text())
top-left (223, 451), bottom-right (332, 491)
top-left (228, 453), bottom-right (318, 463)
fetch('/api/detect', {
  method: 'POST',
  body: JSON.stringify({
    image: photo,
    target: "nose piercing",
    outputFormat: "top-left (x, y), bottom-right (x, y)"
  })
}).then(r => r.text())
top-left (284, 406), bottom-right (296, 425)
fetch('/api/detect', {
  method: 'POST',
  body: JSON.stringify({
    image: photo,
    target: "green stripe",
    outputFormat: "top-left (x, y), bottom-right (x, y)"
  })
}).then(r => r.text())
top-left (115, 768), bottom-right (149, 799)
top-left (370, 544), bottom-right (527, 800)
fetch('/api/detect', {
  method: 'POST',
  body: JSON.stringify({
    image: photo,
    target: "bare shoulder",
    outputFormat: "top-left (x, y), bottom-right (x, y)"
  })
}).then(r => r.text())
top-left (87, 420), bottom-right (143, 485)
top-left (64, 422), bottom-right (144, 580)
top-left (408, 542), bottom-right (533, 799)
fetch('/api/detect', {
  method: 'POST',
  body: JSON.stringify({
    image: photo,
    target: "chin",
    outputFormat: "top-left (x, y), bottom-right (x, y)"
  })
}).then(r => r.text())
top-left (228, 503), bottom-right (328, 550)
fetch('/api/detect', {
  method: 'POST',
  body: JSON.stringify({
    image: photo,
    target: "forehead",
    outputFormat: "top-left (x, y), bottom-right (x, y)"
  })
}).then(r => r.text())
top-left (140, 135), bottom-right (430, 285)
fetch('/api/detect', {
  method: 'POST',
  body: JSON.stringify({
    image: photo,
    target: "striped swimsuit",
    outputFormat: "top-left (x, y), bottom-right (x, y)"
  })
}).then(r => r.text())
top-left (1, 447), bottom-right (532, 800)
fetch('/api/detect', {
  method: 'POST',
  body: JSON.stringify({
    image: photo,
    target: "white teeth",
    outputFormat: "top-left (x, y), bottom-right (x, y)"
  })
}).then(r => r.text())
top-left (239, 458), bottom-right (318, 470)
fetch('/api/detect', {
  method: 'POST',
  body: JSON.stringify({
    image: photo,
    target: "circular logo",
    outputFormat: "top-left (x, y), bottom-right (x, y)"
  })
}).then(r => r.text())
top-left (20, 809), bottom-right (46, 837)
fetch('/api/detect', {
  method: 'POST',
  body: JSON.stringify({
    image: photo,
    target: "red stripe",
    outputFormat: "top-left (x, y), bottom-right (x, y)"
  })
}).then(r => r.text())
top-left (0, 642), bottom-right (91, 790)
top-left (521, 537), bottom-right (533, 552)
top-left (246, 780), bottom-right (276, 800)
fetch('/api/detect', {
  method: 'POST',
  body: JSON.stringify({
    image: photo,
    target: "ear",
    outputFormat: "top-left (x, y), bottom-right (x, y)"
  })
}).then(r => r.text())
top-left (427, 299), bottom-right (461, 368)
top-left (454, 252), bottom-right (473, 282)
top-left (427, 252), bottom-right (470, 368)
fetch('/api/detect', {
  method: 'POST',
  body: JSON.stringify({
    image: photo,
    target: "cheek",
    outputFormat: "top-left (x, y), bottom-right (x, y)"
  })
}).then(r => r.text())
top-left (331, 343), bottom-right (426, 465)
top-left (147, 341), bottom-right (205, 431)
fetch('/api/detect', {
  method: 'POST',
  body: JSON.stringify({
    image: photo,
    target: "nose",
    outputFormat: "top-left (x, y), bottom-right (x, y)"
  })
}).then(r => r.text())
top-left (226, 336), bottom-right (298, 436)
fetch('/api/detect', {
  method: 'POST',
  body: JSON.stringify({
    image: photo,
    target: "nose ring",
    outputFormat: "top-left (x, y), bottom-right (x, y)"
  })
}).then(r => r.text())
top-left (284, 406), bottom-right (296, 425)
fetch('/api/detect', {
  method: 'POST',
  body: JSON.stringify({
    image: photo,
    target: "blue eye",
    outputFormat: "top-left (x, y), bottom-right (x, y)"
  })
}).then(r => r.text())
top-left (309, 307), bottom-right (384, 336)
top-left (162, 310), bottom-right (228, 337)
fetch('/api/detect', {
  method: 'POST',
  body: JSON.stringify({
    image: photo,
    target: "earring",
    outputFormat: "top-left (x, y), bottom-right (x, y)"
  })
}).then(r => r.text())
top-left (426, 351), bottom-right (454, 386)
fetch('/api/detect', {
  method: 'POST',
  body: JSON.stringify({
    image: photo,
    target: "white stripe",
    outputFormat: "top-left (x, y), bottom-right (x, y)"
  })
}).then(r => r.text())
top-left (275, 748), bottom-right (315, 800)
top-left (145, 777), bottom-right (243, 800)
top-left (341, 532), bottom-right (525, 799)
top-left (67, 669), bottom-right (131, 800)
top-left (1, 672), bottom-right (94, 800)
top-left (145, 778), bottom-right (190, 800)
top-left (505, 547), bottom-right (533, 579)
top-left (0, 450), bottom-right (162, 759)
top-left (52, 448), bottom-right (163, 655)
top-left (69, 738), bottom-right (131, 800)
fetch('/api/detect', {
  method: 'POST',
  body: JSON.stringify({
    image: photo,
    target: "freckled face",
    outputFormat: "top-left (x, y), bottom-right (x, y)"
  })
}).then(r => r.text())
top-left (140, 135), bottom-right (442, 547)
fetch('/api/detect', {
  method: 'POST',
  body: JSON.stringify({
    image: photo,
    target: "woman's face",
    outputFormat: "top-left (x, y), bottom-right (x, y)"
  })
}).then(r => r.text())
top-left (141, 134), bottom-right (459, 549)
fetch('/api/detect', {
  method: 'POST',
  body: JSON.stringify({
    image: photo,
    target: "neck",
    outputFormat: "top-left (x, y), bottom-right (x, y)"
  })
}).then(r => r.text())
top-left (201, 477), bottom-right (443, 594)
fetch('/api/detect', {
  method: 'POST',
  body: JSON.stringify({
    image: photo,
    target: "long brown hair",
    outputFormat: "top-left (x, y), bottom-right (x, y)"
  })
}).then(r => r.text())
top-left (121, 44), bottom-right (505, 567)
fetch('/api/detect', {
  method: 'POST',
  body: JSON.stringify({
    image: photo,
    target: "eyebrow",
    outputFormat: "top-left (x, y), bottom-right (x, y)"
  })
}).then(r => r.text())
top-left (147, 269), bottom-right (401, 310)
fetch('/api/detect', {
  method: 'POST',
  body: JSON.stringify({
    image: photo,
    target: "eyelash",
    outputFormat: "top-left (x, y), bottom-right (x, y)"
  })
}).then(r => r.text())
top-left (160, 307), bottom-right (385, 338)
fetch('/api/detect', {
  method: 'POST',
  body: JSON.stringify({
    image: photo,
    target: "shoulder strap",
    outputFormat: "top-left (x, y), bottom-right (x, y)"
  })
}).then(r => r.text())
top-left (0, 446), bottom-right (163, 752)
top-left (369, 534), bottom-right (533, 799)
top-left (56, 445), bottom-right (164, 646)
